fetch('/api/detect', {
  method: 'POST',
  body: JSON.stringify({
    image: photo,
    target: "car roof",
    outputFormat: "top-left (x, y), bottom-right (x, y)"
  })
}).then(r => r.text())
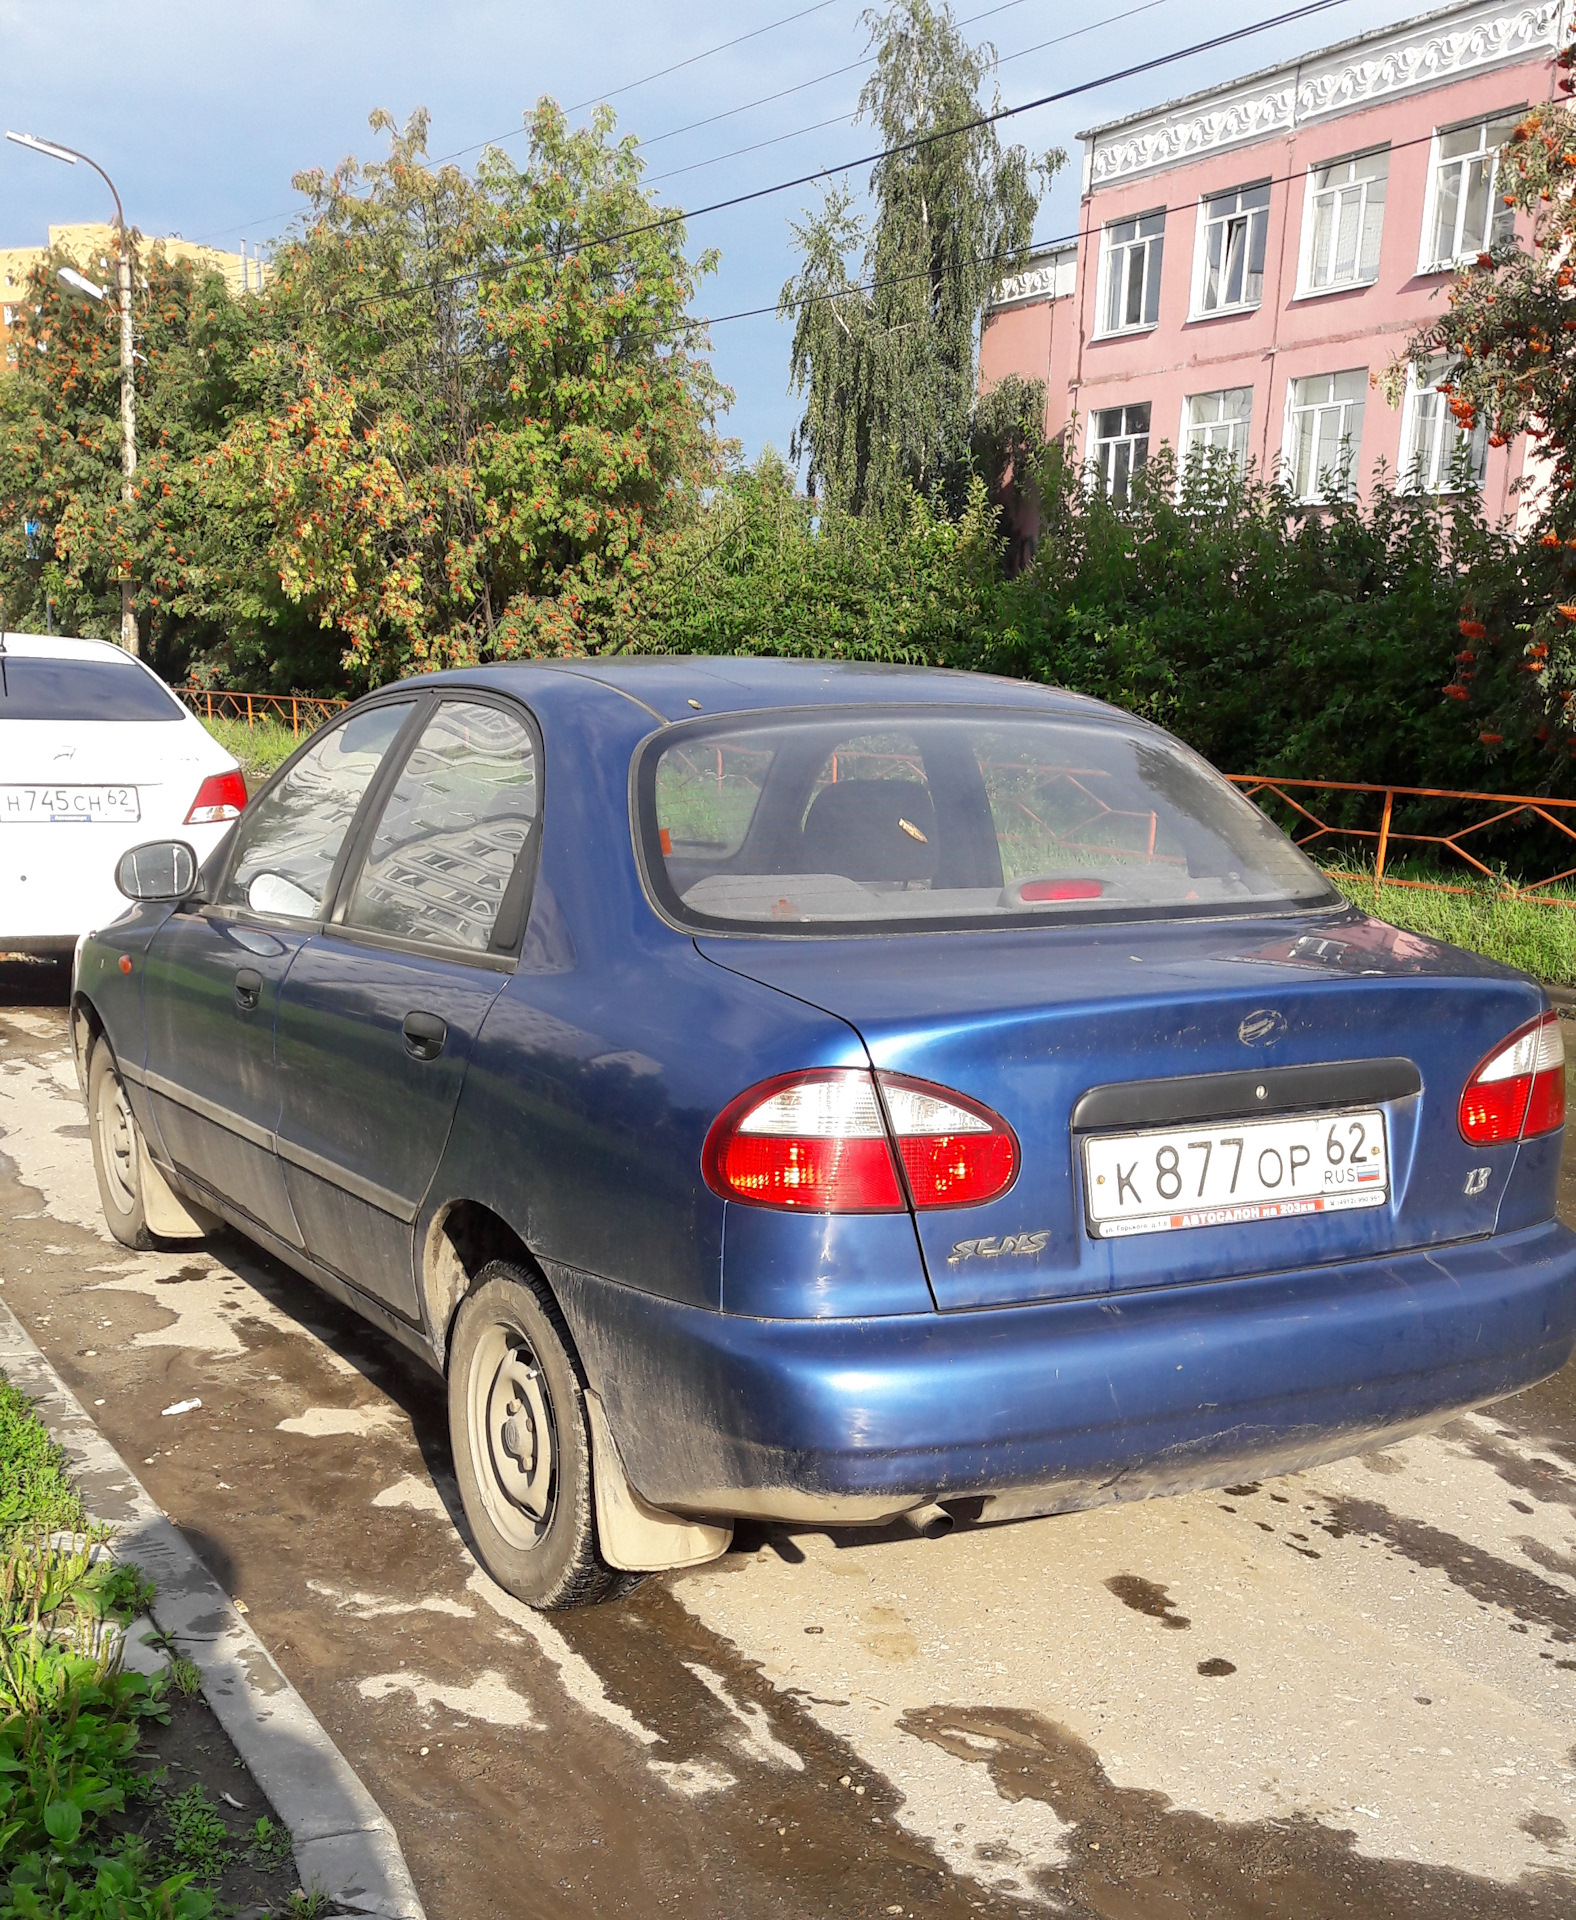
top-left (426, 655), bottom-right (1121, 727)
top-left (1, 631), bottom-right (159, 667)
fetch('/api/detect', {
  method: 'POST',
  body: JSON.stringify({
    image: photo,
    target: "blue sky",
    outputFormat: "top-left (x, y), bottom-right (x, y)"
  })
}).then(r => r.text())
top-left (0, 0), bottom-right (1441, 461)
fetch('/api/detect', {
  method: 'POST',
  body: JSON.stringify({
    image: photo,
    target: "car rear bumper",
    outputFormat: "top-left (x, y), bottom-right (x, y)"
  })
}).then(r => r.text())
top-left (553, 1220), bottom-right (1576, 1524)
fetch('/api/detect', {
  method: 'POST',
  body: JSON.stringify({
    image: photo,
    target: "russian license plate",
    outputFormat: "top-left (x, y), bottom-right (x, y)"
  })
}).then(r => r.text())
top-left (1082, 1108), bottom-right (1388, 1238)
top-left (0, 785), bottom-right (140, 824)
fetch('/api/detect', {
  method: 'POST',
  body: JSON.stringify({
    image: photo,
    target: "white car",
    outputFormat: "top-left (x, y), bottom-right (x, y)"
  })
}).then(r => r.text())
top-left (1, 632), bottom-right (246, 956)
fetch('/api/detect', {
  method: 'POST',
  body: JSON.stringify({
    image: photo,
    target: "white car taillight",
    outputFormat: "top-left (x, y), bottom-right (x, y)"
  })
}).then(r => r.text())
top-left (1459, 1011), bottom-right (1566, 1145)
top-left (185, 769), bottom-right (248, 824)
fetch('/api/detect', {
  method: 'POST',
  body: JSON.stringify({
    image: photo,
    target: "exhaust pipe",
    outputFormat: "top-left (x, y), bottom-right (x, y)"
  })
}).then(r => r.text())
top-left (900, 1501), bottom-right (955, 1539)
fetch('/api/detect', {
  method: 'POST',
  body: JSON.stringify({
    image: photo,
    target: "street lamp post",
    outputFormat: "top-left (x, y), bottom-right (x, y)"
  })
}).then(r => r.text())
top-left (6, 132), bottom-right (138, 656)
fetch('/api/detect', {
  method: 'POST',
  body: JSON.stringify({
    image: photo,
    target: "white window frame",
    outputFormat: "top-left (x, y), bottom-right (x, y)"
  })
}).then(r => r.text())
top-left (1282, 369), bottom-right (1368, 504)
top-left (1418, 108), bottom-right (1524, 273)
top-left (1096, 210), bottom-right (1165, 338)
top-left (1190, 182), bottom-right (1271, 319)
top-left (1090, 402), bottom-right (1152, 501)
top-left (1296, 145), bottom-right (1389, 297)
top-left (1180, 387), bottom-right (1255, 478)
top-left (1397, 359), bottom-right (1488, 494)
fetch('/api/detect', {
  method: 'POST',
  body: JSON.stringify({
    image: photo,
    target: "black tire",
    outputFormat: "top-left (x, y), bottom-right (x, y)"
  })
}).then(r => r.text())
top-left (88, 1040), bottom-right (154, 1251)
top-left (447, 1260), bottom-right (626, 1610)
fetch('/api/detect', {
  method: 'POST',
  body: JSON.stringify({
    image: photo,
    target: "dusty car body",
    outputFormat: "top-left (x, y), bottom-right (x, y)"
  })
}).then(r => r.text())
top-left (70, 659), bottom-right (1576, 1606)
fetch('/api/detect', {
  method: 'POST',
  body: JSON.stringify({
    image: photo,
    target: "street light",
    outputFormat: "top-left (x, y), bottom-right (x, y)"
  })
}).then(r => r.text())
top-left (6, 130), bottom-right (139, 655)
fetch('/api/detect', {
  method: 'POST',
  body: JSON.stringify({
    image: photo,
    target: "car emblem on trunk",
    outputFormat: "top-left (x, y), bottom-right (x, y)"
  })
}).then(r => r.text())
top-left (1238, 1009), bottom-right (1287, 1046)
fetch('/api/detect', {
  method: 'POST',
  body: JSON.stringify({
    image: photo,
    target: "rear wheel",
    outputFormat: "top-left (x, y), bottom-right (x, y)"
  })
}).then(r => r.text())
top-left (447, 1260), bottom-right (626, 1610)
top-left (88, 1041), bottom-right (152, 1251)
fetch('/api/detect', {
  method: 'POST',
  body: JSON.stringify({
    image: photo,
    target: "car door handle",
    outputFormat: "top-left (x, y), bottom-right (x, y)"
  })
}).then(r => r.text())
top-left (403, 1011), bottom-right (448, 1061)
top-left (234, 968), bottom-right (263, 1012)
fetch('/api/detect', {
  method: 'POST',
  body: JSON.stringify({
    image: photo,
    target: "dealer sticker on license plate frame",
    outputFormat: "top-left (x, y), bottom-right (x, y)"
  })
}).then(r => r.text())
top-left (1082, 1107), bottom-right (1388, 1239)
top-left (0, 785), bottom-right (140, 824)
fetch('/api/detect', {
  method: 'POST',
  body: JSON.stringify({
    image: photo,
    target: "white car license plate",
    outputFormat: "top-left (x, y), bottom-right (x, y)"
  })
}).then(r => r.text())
top-left (1082, 1108), bottom-right (1388, 1238)
top-left (0, 785), bottom-right (140, 824)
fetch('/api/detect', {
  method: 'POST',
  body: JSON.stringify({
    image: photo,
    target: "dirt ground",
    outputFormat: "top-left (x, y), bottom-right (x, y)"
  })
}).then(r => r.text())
top-left (2, 952), bottom-right (1573, 1919)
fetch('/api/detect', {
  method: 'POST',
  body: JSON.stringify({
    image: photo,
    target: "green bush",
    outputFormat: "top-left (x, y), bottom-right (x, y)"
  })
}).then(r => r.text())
top-left (0, 1381), bottom-right (83, 1542)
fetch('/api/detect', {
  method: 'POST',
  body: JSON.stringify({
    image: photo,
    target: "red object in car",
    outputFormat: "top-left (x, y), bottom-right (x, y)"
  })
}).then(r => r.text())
top-left (703, 1069), bottom-right (1018, 1212)
top-left (1019, 878), bottom-right (1103, 902)
top-left (1458, 1010), bottom-right (1566, 1144)
top-left (184, 769), bottom-right (248, 825)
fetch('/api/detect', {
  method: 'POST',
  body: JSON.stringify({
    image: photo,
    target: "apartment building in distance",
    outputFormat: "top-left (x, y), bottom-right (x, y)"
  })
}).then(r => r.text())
top-left (1, 224), bottom-right (263, 363)
top-left (979, 0), bottom-right (1571, 530)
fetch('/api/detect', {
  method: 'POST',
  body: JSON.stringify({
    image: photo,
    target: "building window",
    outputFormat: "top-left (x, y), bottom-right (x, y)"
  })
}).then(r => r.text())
top-left (1424, 111), bottom-right (1522, 269)
top-left (1400, 360), bottom-right (1487, 493)
top-left (1194, 183), bottom-right (1269, 315)
top-left (1285, 370), bottom-right (1366, 502)
top-left (1302, 147), bottom-right (1387, 292)
top-left (1092, 404), bottom-right (1151, 501)
top-left (1100, 211), bottom-right (1164, 335)
top-left (1182, 388), bottom-right (1254, 475)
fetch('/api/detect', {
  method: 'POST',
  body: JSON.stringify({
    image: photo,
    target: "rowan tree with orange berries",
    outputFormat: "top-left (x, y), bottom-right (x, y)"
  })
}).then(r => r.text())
top-left (1395, 57), bottom-right (1576, 764)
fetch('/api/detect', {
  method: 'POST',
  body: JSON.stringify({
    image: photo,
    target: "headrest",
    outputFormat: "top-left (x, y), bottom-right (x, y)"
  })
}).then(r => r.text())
top-left (800, 780), bottom-right (936, 883)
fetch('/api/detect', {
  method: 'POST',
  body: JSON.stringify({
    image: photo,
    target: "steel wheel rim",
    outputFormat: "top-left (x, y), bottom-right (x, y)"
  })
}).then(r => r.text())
top-left (96, 1069), bottom-right (138, 1215)
top-left (466, 1319), bottom-right (558, 1551)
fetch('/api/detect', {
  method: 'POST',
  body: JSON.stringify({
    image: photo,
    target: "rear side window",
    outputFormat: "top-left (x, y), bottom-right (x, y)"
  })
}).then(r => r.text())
top-left (0, 655), bottom-right (182, 721)
top-left (345, 699), bottom-right (538, 953)
top-left (222, 702), bottom-right (414, 919)
top-left (639, 708), bottom-right (1336, 933)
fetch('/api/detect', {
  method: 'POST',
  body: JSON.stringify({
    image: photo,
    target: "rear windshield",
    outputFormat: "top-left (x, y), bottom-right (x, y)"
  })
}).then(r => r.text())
top-left (637, 708), bottom-right (1336, 933)
top-left (0, 654), bottom-right (183, 722)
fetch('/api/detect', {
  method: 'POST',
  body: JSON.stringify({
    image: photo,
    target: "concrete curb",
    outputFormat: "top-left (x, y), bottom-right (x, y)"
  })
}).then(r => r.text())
top-left (0, 1299), bottom-right (425, 1920)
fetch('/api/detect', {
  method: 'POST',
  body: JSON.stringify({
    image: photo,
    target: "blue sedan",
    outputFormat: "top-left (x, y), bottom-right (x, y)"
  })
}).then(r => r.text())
top-left (71, 659), bottom-right (1576, 1608)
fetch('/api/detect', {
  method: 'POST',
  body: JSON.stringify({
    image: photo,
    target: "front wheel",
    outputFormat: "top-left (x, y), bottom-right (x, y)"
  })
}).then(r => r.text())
top-left (447, 1261), bottom-right (626, 1610)
top-left (88, 1041), bottom-right (153, 1251)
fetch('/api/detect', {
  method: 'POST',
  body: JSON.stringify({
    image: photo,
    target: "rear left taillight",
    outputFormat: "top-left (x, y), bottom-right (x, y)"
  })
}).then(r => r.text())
top-left (185, 769), bottom-right (247, 824)
top-left (702, 1069), bottom-right (1018, 1213)
top-left (1459, 1010), bottom-right (1566, 1145)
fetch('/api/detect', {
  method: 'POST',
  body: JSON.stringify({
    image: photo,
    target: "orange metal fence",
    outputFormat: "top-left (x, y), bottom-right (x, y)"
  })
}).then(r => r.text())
top-left (176, 686), bottom-right (349, 736)
top-left (1228, 775), bottom-right (1576, 906)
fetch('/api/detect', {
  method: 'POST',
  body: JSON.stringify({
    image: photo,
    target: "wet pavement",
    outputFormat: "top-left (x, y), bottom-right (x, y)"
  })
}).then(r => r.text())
top-left (1, 954), bottom-right (1573, 1918)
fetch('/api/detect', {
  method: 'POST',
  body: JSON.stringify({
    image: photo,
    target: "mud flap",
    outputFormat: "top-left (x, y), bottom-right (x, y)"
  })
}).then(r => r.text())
top-left (139, 1150), bottom-right (220, 1242)
top-left (584, 1389), bottom-right (732, 1572)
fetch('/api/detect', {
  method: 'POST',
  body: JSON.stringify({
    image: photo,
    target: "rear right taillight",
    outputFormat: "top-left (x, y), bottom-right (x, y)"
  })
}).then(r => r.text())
top-left (185, 769), bottom-right (247, 824)
top-left (1459, 1010), bottom-right (1566, 1144)
top-left (703, 1069), bottom-right (1018, 1213)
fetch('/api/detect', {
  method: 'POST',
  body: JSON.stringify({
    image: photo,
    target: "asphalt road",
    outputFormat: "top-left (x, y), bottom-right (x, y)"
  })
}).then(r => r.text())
top-left (2, 956), bottom-right (1574, 1919)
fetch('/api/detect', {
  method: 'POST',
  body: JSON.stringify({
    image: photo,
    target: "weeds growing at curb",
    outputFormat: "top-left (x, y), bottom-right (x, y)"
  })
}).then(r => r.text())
top-left (162, 1788), bottom-right (232, 1882)
top-left (0, 1377), bottom-right (84, 1540)
top-left (248, 1817), bottom-right (292, 1871)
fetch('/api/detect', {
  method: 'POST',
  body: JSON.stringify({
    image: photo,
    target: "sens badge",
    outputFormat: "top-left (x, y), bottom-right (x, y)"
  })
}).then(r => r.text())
top-left (948, 1230), bottom-right (1051, 1265)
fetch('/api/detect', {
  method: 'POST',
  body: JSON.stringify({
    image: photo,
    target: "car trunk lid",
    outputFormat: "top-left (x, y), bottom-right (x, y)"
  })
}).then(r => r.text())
top-left (699, 909), bottom-right (1545, 1309)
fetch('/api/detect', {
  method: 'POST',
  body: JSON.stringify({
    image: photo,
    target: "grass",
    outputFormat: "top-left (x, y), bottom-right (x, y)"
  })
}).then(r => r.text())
top-left (0, 1381), bottom-right (224, 1917)
top-left (0, 1375), bottom-right (84, 1540)
top-left (162, 1787), bottom-right (232, 1882)
top-left (1325, 860), bottom-right (1576, 984)
top-left (197, 714), bottom-right (300, 789)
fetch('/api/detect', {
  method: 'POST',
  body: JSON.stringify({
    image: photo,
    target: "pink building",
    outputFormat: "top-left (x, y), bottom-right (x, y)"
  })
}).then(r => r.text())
top-left (980, 0), bottom-right (1570, 524)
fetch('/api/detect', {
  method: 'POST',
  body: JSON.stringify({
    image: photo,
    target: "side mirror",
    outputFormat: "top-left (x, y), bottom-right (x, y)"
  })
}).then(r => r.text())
top-left (115, 840), bottom-right (199, 903)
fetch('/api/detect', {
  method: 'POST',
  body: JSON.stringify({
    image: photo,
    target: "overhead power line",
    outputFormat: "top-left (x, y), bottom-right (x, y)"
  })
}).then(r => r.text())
top-left (564, 0), bottom-right (845, 113)
top-left (170, 0), bottom-right (1363, 347)
top-left (644, 0), bottom-right (1180, 186)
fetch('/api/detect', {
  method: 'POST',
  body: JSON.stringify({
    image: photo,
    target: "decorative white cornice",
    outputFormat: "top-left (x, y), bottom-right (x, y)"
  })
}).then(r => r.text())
top-left (988, 245), bottom-right (1077, 311)
top-left (1088, 0), bottom-right (1565, 188)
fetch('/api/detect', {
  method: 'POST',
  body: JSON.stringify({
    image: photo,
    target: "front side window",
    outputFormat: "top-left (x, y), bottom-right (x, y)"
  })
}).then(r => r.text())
top-left (1195, 182), bottom-right (1270, 314)
top-left (1182, 388), bottom-right (1254, 476)
top-left (1426, 112), bottom-right (1522, 268)
top-left (1401, 358), bottom-right (1488, 494)
top-left (1093, 403), bottom-right (1151, 502)
top-left (221, 701), bottom-right (414, 920)
top-left (1303, 147), bottom-right (1388, 291)
top-left (640, 710), bottom-right (1333, 935)
top-left (1285, 369), bottom-right (1367, 503)
top-left (1101, 211), bottom-right (1164, 334)
top-left (345, 699), bottom-right (538, 953)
